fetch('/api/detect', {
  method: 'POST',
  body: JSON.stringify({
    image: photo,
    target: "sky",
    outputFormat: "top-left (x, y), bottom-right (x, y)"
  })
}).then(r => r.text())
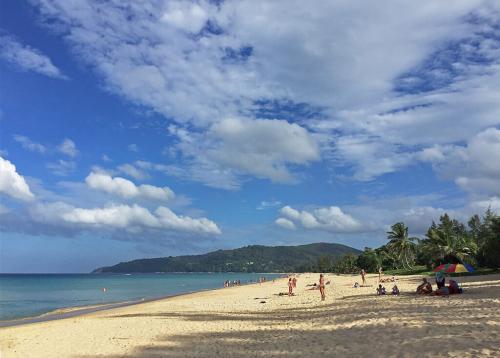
top-left (1, 0), bottom-right (500, 273)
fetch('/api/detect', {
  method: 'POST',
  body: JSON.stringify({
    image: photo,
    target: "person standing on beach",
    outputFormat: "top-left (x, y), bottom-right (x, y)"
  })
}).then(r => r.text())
top-left (288, 278), bottom-right (293, 296)
top-left (292, 277), bottom-right (297, 289)
top-left (361, 269), bottom-right (366, 286)
top-left (378, 267), bottom-right (383, 282)
top-left (319, 274), bottom-right (325, 301)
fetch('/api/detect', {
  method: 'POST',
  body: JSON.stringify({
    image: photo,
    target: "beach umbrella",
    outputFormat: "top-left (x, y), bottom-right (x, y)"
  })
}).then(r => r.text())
top-left (433, 263), bottom-right (474, 273)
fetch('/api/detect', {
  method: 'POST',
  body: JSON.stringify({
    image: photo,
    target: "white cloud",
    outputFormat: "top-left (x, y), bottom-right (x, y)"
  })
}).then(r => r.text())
top-left (85, 171), bottom-right (175, 201)
top-left (275, 217), bottom-right (296, 230)
top-left (29, 202), bottom-right (221, 235)
top-left (168, 118), bottom-right (319, 186)
top-left (117, 163), bottom-right (148, 180)
top-left (420, 128), bottom-right (500, 196)
top-left (57, 138), bottom-right (78, 157)
top-left (13, 135), bottom-right (46, 154)
top-left (161, 1), bottom-right (209, 33)
top-left (30, 0), bottom-right (500, 193)
top-left (46, 160), bottom-right (76, 176)
top-left (0, 34), bottom-right (66, 79)
top-left (278, 205), bottom-right (366, 233)
top-left (101, 154), bottom-right (112, 162)
top-left (257, 200), bottom-right (282, 210)
top-left (0, 157), bottom-right (35, 201)
top-left (469, 196), bottom-right (500, 213)
top-left (334, 135), bottom-right (414, 181)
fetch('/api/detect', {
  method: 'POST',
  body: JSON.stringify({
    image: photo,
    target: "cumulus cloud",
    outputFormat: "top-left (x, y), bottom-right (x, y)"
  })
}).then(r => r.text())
top-left (85, 171), bottom-right (175, 201)
top-left (29, 202), bottom-right (221, 235)
top-left (275, 217), bottom-right (296, 230)
top-left (420, 128), bottom-right (500, 196)
top-left (13, 135), bottom-right (46, 154)
top-left (277, 205), bottom-right (366, 233)
top-left (168, 118), bottom-right (319, 187)
top-left (0, 157), bottom-right (35, 201)
top-left (57, 138), bottom-right (78, 157)
top-left (0, 34), bottom-right (66, 79)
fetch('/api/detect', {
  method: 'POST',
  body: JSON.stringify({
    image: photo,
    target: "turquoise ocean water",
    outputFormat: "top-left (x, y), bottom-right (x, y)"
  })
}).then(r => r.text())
top-left (0, 273), bottom-right (281, 321)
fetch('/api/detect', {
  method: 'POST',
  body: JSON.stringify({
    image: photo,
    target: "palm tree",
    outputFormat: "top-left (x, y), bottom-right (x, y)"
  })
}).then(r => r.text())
top-left (386, 222), bottom-right (418, 270)
top-left (422, 223), bottom-right (478, 265)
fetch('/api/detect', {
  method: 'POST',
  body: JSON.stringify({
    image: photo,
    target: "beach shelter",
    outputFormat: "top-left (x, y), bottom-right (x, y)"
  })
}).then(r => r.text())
top-left (433, 263), bottom-right (474, 273)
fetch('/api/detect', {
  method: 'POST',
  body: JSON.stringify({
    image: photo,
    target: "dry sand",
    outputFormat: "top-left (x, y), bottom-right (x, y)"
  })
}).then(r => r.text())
top-left (1, 273), bottom-right (499, 357)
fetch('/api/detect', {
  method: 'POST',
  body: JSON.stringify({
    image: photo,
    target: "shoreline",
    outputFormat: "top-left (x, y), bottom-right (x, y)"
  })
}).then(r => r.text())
top-left (0, 276), bottom-right (279, 328)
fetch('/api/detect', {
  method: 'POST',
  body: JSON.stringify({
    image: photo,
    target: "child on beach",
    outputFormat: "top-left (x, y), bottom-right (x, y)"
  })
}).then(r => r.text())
top-left (319, 274), bottom-right (326, 301)
top-left (377, 284), bottom-right (386, 295)
top-left (391, 285), bottom-right (400, 295)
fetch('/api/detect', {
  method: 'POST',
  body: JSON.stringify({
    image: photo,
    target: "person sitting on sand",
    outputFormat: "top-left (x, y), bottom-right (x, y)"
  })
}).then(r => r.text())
top-left (354, 282), bottom-right (360, 288)
top-left (377, 284), bottom-right (386, 295)
top-left (319, 274), bottom-right (326, 301)
top-left (416, 278), bottom-right (433, 294)
top-left (435, 271), bottom-right (445, 289)
top-left (288, 278), bottom-right (293, 296)
top-left (448, 279), bottom-right (462, 294)
top-left (392, 285), bottom-right (400, 295)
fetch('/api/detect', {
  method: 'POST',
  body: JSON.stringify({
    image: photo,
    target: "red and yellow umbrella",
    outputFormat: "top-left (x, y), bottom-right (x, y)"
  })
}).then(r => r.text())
top-left (434, 263), bottom-right (474, 273)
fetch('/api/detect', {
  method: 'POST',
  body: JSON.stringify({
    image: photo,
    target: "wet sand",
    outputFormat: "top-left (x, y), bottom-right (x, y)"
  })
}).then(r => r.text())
top-left (1, 273), bottom-right (499, 357)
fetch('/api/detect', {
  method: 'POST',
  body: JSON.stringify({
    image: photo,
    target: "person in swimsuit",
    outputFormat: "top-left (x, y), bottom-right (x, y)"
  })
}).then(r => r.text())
top-left (416, 278), bottom-right (433, 294)
top-left (378, 267), bottom-right (383, 282)
top-left (292, 277), bottom-right (297, 289)
top-left (319, 274), bottom-right (326, 301)
top-left (361, 269), bottom-right (366, 286)
top-left (288, 278), bottom-right (293, 296)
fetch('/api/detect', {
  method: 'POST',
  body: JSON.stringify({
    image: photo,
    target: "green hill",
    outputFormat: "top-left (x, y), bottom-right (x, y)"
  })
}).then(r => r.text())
top-left (93, 242), bottom-right (361, 273)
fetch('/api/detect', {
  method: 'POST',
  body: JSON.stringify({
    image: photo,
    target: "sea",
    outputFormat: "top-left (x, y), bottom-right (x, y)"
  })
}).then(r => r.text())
top-left (0, 273), bottom-right (281, 321)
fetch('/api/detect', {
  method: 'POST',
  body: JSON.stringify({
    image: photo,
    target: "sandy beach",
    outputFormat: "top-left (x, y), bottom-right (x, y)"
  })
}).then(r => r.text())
top-left (1, 273), bottom-right (499, 357)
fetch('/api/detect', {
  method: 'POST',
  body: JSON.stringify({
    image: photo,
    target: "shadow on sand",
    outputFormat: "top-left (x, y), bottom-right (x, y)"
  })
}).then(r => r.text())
top-left (79, 280), bottom-right (500, 358)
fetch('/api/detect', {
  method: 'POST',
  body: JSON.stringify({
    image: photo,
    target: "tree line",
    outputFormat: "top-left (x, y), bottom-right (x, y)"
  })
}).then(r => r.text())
top-left (313, 208), bottom-right (500, 274)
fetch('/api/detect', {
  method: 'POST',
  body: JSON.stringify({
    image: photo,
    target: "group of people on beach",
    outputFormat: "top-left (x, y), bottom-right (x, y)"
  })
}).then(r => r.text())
top-left (284, 267), bottom-right (463, 301)
top-left (223, 280), bottom-right (241, 287)
top-left (416, 272), bottom-right (462, 296)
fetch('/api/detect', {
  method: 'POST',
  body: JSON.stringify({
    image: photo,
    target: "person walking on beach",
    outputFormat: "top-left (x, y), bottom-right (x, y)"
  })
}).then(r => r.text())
top-left (319, 274), bottom-right (325, 301)
top-left (361, 269), bottom-right (366, 286)
top-left (288, 278), bottom-right (293, 296)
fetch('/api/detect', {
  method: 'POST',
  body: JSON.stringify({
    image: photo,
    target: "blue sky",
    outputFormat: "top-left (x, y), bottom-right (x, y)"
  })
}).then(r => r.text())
top-left (1, 0), bottom-right (499, 273)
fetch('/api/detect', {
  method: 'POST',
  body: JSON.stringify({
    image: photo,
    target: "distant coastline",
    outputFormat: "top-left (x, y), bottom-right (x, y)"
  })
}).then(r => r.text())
top-left (93, 242), bottom-right (361, 273)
